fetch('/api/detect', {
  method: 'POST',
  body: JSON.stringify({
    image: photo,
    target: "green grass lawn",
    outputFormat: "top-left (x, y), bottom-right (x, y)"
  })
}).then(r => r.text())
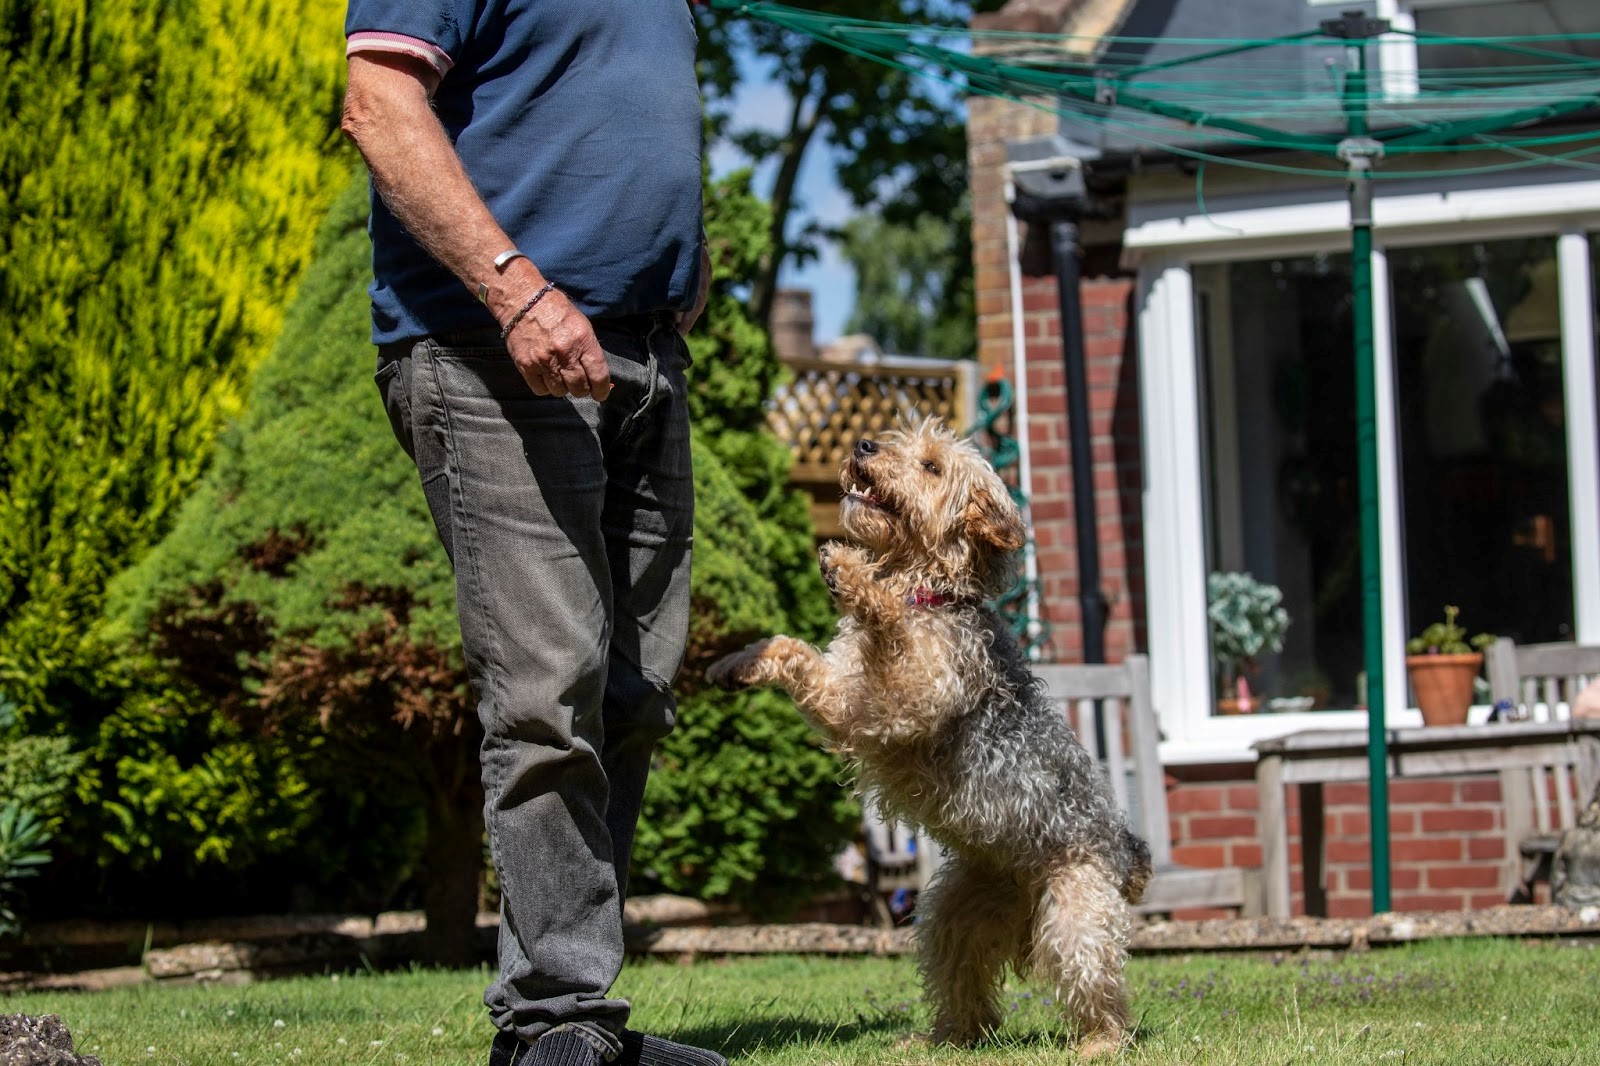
top-left (12, 939), bottom-right (1600, 1065)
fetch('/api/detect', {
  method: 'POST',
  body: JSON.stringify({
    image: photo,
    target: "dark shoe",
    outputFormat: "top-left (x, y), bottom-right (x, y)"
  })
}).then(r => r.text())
top-left (491, 1027), bottom-right (725, 1066)
top-left (618, 1030), bottom-right (726, 1066)
top-left (491, 1028), bottom-right (607, 1066)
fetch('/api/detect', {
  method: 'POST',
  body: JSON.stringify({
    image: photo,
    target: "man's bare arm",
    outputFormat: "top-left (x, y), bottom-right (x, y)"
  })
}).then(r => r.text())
top-left (340, 52), bottom-right (611, 401)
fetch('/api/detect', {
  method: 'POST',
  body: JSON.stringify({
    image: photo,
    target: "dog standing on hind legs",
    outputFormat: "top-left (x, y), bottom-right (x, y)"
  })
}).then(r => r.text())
top-left (708, 418), bottom-right (1151, 1057)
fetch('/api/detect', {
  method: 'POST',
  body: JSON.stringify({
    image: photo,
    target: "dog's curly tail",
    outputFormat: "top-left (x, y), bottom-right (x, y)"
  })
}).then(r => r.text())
top-left (1119, 827), bottom-right (1153, 905)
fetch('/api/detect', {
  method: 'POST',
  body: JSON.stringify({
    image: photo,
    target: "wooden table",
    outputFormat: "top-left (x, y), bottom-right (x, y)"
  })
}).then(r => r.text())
top-left (1253, 719), bottom-right (1600, 918)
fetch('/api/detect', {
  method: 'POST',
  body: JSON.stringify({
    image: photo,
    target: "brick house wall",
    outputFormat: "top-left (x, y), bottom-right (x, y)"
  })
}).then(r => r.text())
top-left (966, 5), bottom-right (1531, 916)
top-left (968, 89), bottom-right (1146, 666)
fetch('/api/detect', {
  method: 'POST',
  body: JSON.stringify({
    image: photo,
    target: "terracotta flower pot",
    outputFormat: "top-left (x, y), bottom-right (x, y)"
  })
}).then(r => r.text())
top-left (1406, 652), bottom-right (1483, 727)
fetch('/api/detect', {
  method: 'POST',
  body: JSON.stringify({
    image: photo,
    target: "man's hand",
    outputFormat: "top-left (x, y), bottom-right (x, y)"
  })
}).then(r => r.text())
top-left (503, 287), bottom-right (612, 401)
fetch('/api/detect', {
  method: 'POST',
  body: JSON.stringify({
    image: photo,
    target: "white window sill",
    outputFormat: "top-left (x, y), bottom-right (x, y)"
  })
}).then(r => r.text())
top-left (1157, 704), bottom-right (1501, 766)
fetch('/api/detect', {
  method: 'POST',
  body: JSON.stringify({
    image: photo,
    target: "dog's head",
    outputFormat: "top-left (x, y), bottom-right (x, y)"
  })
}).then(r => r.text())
top-left (838, 417), bottom-right (1026, 600)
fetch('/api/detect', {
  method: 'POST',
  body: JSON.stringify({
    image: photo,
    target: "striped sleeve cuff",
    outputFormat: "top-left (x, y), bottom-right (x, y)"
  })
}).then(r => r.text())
top-left (346, 31), bottom-right (454, 77)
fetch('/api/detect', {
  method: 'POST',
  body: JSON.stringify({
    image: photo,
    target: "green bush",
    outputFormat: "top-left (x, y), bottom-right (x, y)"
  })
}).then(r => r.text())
top-left (0, 0), bottom-right (351, 716)
top-left (0, 801), bottom-right (51, 936)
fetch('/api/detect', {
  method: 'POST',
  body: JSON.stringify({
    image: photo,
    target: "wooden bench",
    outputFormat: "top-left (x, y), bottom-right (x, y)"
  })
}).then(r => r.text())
top-left (1485, 638), bottom-right (1600, 902)
top-left (1037, 657), bottom-right (1255, 915)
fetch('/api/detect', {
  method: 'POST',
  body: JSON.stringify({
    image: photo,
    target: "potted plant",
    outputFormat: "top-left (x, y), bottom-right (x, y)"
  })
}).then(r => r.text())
top-left (1207, 571), bottom-right (1290, 715)
top-left (1405, 605), bottom-right (1496, 727)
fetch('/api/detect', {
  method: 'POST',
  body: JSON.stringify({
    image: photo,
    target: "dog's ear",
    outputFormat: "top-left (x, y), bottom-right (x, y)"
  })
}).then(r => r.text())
top-left (963, 483), bottom-right (1026, 553)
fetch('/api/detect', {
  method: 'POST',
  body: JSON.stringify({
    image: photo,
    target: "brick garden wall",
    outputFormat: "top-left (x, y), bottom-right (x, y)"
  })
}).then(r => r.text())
top-left (1166, 770), bottom-right (1522, 918)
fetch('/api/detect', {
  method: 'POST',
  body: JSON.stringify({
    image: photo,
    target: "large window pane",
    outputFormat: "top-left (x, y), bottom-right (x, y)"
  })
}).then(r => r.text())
top-left (1389, 237), bottom-right (1574, 646)
top-left (1198, 254), bottom-right (1362, 715)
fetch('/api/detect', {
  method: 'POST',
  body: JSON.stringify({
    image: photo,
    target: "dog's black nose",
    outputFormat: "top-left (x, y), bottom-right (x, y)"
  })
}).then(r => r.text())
top-left (854, 438), bottom-right (878, 458)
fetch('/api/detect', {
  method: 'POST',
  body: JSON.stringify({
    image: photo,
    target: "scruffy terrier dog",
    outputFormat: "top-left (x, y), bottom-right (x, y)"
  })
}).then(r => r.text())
top-left (708, 418), bottom-right (1151, 1056)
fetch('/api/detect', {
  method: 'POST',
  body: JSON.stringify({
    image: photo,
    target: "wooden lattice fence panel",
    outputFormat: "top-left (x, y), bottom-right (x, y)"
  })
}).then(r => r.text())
top-left (769, 357), bottom-right (979, 485)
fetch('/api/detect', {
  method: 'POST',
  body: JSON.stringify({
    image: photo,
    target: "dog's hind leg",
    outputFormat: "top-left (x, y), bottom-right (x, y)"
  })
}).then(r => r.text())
top-left (1031, 859), bottom-right (1134, 1058)
top-left (915, 857), bottom-right (1030, 1047)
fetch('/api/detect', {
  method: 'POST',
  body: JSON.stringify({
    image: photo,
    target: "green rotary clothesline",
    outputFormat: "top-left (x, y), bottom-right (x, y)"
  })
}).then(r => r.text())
top-left (708, 1), bottom-right (1600, 179)
top-left (709, 0), bottom-right (1600, 915)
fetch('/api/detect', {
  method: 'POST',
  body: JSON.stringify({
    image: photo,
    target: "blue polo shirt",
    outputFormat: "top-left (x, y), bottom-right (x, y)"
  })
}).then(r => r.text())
top-left (345, 0), bottom-right (705, 344)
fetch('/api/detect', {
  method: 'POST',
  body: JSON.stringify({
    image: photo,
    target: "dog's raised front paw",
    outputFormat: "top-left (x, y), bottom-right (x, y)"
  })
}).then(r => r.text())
top-left (705, 639), bottom-right (773, 690)
top-left (818, 541), bottom-right (870, 598)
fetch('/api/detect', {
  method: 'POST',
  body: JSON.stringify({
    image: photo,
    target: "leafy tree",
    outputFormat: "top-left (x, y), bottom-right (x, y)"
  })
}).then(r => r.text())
top-left (840, 205), bottom-right (977, 359)
top-left (0, 0), bottom-right (350, 718)
top-left (695, 0), bottom-right (1004, 331)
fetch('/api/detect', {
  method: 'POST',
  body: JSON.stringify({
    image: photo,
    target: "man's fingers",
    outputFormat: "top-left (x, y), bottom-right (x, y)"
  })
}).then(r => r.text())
top-left (550, 349), bottom-right (592, 398)
top-left (578, 343), bottom-right (613, 402)
top-left (519, 363), bottom-right (554, 396)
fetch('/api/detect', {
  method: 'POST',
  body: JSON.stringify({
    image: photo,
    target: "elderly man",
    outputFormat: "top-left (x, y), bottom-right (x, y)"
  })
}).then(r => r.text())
top-left (340, 2), bottom-right (718, 1064)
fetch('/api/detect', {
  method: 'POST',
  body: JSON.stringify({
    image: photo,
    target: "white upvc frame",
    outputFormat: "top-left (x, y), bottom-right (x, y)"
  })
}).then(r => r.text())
top-left (1125, 170), bottom-right (1600, 763)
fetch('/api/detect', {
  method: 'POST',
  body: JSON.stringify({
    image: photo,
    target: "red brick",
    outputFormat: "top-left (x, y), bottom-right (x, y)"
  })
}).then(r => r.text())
top-left (1171, 844), bottom-right (1227, 868)
top-left (1469, 893), bottom-right (1508, 909)
top-left (1327, 897), bottom-right (1372, 919)
top-left (1460, 779), bottom-right (1503, 803)
top-left (1391, 838), bottom-right (1464, 862)
top-left (1420, 808), bottom-right (1498, 833)
top-left (1425, 865), bottom-right (1502, 890)
top-left (1327, 840), bottom-right (1371, 864)
top-left (1389, 810), bottom-right (1418, 835)
top-left (1187, 815), bottom-right (1258, 840)
top-left (1338, 812), bottom-right (1370, 836)
top-left (1225, 786), bottom-right (1260, 811)
top-left (1229, 843), bottom-right (1263, 868)
top-left (1390, 780), bottom-right (1457, 805)
top-left (1325, 783), bottom-right (1367, 805)
top-left (1391, 867), bottom-right (1422, 891)
top-left (1393, 893), bottom-right (1468, 912)
top-left (1172, 907), bottom-right (1233, 921)
top-left (1468, 837), bottom-right (1508, 861)
top-left (1166, 787), bottom-right (1225, 814)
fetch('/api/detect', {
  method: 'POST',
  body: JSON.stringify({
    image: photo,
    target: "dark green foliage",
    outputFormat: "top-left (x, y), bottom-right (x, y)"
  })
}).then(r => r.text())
top-left (0, 802), bottom-right (52, 936)
top-left (0, 0), bottom-right (351, 716)
top-left (0, 697), bottom-right (76, 934)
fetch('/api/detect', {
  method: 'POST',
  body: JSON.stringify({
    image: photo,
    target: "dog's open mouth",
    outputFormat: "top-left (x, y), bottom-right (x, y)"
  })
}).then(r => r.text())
top-left (844, 466), bottom-right (893, 512)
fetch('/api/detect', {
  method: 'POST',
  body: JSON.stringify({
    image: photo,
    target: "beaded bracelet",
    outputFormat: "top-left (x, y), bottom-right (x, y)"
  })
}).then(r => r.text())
top-left (499, 281), bottom-right (559, 342)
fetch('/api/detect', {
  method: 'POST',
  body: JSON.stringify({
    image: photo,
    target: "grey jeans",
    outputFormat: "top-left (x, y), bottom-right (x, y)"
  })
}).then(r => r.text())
top-left (375, 317), bottom-right (694, 1056)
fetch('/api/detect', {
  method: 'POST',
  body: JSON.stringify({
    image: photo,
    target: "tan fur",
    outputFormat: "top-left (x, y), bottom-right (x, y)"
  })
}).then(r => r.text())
top-left (708, 418), bottom-right (1150, 1056)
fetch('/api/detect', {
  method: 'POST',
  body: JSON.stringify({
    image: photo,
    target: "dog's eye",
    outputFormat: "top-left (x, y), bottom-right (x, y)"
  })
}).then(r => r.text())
top-left (922, 460), bottom-right (941, 476)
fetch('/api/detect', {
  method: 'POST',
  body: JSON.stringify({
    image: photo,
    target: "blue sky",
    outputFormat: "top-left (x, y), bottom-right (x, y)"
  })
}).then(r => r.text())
top-left (710, 64), bottom-right (856, 345)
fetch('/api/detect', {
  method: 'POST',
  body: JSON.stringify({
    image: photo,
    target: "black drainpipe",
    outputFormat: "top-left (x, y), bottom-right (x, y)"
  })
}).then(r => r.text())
top-left (1010, 152), bottom-right (1110, 665)
top-left (1048, 216), bottom-right (1109, 666)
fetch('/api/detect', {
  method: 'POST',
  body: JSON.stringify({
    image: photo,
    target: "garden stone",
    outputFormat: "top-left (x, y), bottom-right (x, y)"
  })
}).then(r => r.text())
top-left (1551, 784), bottom-right (1600, 908)
top-left (0, 1014), bottom-right (101, 1066)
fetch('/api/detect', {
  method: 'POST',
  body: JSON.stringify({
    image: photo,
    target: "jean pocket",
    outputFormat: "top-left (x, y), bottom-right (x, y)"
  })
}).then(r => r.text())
top-left (615, 347), bottom-right (661, 442)
top-left (373, 355), bottom-right (415, 459)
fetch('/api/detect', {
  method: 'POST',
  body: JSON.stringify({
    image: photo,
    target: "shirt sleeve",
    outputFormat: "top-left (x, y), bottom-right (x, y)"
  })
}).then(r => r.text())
top-left (344, 1), bottom-right (476, 78)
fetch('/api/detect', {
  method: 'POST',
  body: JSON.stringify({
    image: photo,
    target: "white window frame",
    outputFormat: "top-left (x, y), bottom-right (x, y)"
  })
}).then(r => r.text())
top-left (1125, 170), bottom-right (1600, 763)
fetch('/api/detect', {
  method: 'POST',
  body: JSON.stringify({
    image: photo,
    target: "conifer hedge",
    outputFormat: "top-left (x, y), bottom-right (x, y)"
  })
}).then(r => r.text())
top-left (0, 0), bottom-right (351, 713)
